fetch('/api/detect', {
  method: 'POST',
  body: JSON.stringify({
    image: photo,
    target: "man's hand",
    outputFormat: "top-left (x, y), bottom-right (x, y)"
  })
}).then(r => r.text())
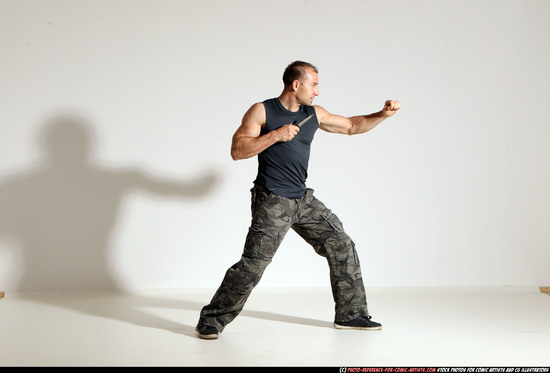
top-left (382, 100), bottom-right (401, 117)
top-left (275, 124), bottom-right (300, 142)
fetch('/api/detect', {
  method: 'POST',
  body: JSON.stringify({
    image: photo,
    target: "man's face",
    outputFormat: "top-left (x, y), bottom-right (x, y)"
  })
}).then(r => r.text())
top-left (296, 69), bottom-right (319, 105)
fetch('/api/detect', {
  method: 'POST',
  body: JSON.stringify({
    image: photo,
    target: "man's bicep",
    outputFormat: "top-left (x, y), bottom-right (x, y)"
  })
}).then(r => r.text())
top-left (315, 106), bottom-right (352, 134)
top-left (231, 103), bottom-right (269, 160)
top-left (235, 102), bottom-right (265, 139)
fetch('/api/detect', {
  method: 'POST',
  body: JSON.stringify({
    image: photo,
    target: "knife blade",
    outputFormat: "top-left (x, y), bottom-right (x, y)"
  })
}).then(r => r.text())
top-left (295, 114), bottom-right (314, 128)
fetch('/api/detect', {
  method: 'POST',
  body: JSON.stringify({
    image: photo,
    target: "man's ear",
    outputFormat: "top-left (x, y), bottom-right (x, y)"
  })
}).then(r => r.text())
top-left (292, 79), bottom-right (300, 91)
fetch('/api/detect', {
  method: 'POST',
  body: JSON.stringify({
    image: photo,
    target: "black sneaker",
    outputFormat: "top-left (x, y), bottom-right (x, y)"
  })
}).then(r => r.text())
top-left (195, 325), bottom-right (219, 340)
top-left (334, 316), bottom-right (382, 331)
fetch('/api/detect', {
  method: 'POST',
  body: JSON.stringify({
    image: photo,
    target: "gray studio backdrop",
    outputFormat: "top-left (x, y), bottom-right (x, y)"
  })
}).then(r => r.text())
top-left (1, 0), bottom-right (549, 290)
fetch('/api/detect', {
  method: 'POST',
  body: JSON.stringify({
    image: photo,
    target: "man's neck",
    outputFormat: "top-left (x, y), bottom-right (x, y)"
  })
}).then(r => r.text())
top-left (278, 90), bottom-right (301, 113)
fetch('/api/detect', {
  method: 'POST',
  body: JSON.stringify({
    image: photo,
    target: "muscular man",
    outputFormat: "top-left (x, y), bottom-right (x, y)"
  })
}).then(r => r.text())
top-left (196, 61), bottom-right (401, 339)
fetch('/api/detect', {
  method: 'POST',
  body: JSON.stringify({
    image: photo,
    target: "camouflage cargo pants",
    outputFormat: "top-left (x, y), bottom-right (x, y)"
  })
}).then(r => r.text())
top-left (198, 184), bottom-right (370, 332)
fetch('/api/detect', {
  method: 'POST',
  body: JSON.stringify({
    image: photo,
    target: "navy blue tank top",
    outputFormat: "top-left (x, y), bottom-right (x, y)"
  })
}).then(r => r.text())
top-left (254, 98), bottom-right (318, 198)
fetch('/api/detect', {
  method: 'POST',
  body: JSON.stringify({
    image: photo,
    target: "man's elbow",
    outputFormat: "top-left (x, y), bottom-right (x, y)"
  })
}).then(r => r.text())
top-left (346, 123), bottom-right (358, 136)
top-left (230, 148), bottom-right (242, 161)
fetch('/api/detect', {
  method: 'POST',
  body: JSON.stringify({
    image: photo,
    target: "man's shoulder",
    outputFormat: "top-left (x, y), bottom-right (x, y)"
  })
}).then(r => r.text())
top-left (248, 101), bottom-right (266, 115)
top-left (243, 102), bottom-right (266, 126)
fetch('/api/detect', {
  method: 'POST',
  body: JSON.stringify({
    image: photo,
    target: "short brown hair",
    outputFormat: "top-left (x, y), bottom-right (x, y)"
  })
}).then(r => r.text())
top-left (282, 61), bottom-right (318, 87)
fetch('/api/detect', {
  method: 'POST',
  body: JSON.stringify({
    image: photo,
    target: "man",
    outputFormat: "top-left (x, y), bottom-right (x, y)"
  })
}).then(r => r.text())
top-left (196, 61), bottom-right (401, 339)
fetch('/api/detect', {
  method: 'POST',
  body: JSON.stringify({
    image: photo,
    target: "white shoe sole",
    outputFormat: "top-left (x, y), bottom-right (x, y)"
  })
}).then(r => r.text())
top-left (196, 327), bottom-right (219, 339)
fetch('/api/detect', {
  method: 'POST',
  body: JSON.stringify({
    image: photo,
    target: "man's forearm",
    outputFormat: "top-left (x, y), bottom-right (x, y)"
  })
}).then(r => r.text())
top-left (230, 132), bottom-right (278, 160)
top-left (348, 111), bottom-right (387, 135)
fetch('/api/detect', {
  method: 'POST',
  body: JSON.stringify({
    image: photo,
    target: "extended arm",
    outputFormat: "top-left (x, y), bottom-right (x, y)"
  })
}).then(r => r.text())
top-left (315, 100), bottom-right (401, 135)
top-left (230, 103), bottom-right (300, 160)
top-left (133, 171), bottom-right (218, 197)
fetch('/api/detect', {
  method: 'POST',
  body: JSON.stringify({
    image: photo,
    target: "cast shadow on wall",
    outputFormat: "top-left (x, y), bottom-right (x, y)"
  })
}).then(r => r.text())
top-left (0, 114), bottom-right (332, 337)
top-left (0, 114), bottom-right (219, 291)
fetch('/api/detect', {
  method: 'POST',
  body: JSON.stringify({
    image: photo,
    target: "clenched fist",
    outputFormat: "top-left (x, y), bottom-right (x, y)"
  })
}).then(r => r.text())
top-left (382, 100), bottom-right (402, 117)
top-left (275, 124), bottom-right (300, 142)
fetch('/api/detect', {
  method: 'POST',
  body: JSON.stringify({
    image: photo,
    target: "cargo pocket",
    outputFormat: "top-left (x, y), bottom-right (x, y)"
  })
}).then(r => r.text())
top-left (244, 227), bottom-right (281, 260)
top-left (321, 209), bottom-right (345, 233)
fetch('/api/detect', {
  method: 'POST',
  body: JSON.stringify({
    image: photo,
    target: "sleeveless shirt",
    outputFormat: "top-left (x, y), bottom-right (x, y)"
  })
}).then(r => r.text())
top-left (254, 98), bottom-right (318, 198)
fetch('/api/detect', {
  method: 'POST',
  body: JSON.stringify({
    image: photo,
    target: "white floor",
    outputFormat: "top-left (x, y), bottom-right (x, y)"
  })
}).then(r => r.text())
top-left (1, 287), bottom-right (549, 367)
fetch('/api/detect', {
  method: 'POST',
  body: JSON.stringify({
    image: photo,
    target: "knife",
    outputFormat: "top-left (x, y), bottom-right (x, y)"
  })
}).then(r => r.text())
top-left (295, 114), bottom-right (314, 128)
